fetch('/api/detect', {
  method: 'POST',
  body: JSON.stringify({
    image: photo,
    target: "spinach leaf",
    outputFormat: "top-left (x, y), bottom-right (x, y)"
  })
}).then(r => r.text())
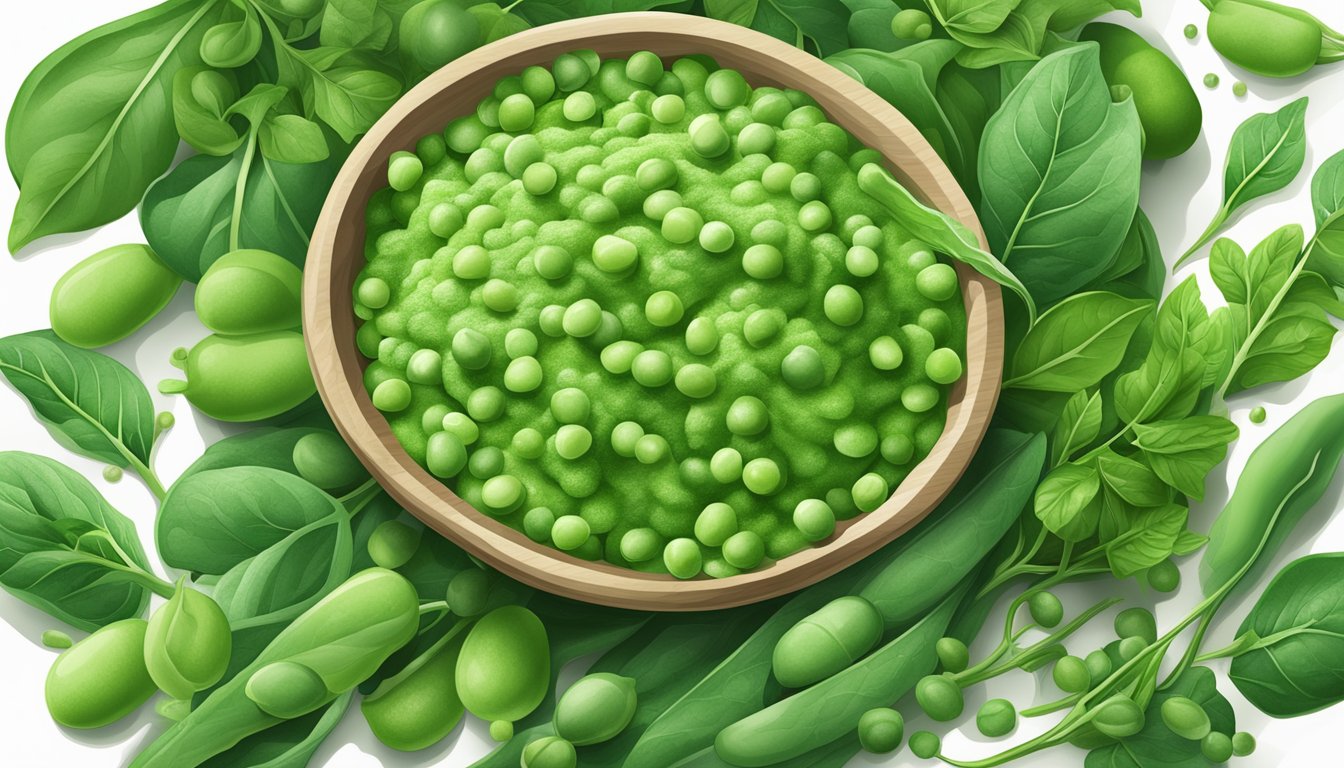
top-left (319, 0), bottom-right (395, 52)
top-left (140, 134), bottom-right (343, 281)
top-left (0, 331), bottom-right (160, 492)
top-left (935, 61), bottom-right (1002, 198)
top-left (197, 692), bottom-right (353, 768)
top-left (176, 426), bottom-right (331, 483)
top-left (1132, 417), bottom-right (1239, 501)
top-left (1052, 390), bottom-right (1102, 465)
top-left (704, 0), bottom-right (851, 56)
top-left (938, 0), bottom-right (1137, 70)
top-left (1085, 666), bottom-right (1234, 768)
top-left (1006, 291), bottom-right (1153, 392)
top-left (1034, 462), bottom-right (1100, 541)
top-left (5, 0), bottom-right (224, 252)
top-left (512, 0), bottom-right (690, 26)
top-left (1096, 451), bottom-right (1170, 508)
top-left (1104, 503), bottom-right (1187, 577)
top-left (158, 466), bottom-right (345, 574)
top-left (0, 452), bottom-right (157, 631)
top-left (928, 0), bottom-right (1020, 35)
top-left (841, 0), bottom-right (904, 52)
top-left (1114, 278), bottom-right (1216, 425)
top-left (1089, 208), bottom-right (1167, 301)
top-left (1229, 552), bottom-right (1344, 717)
top-left (978, 44), bottom-right (1143, 304)
top-left (1178, 97), bottom-right (1310, 265)
top-left (1307, 147), bottom-right (1344, 286)
top-left (856, 162), bottom-right (1036, 319)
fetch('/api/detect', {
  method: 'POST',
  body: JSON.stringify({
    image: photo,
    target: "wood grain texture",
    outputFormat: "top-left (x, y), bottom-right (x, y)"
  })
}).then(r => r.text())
top-left (304, 12), bottom-right (1004, 611)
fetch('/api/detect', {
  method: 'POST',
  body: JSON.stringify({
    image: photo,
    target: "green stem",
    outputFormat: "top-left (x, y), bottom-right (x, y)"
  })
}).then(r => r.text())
top-left (1215, 242), bottom-right (1312, 400)
top-left (230, 130), bottom-right (259, 252)
top-left (962, 597), bottom-right (1120, 686)
top-left (418, 600), bottom-right (449, 616)
top-left (1021, 693), bottom-right (1081, 718)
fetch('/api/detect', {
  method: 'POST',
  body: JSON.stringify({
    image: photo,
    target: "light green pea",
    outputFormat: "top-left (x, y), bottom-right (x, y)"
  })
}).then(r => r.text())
top-left (532, 245), bottom-right (572, 280)
top-left (891, 8), bottom-right (933, 40)
top-left (901, 384), bottom-right (939, 413)
top-left (631, 349), bottom-right (674, 387)
top-left (685, 317), bottom-right (720, 355)
top-left (675, 363), bottom-right (717, 398)
top-left (592, 235), bottom-right (638, 272)
top-left (1161, 696), bottom-right (1211, 740)
top-left (292, 431), bottom-right (367, 490)
top-left (977, 699), bottom-right (1017, 737)
top-left (513, 428), bottom-right (545, 459)
top-left (620, 528), bottom-right (661, 562)
top-left (742, 457), bottom-right (782, 495)
top-left (452, 328), bottom-right (492, 370)
top-left (625, 50), bottom-right (663, 85)
top-left (710, 447), bottom-right (744, 483)
top-left (695, 503), bottom-right (738, 547)
top-left (562, 90), bottom-right (597, 121)
top-left (859, 708), bottom-right (905, 754)
top-left (698, 221), bottom-right (735, 253)
top-left (727, 396), bottom-right (769, 435)
top-left (634, 434), bottom-right (670, 464)
top-left (1202, 731), bottom-right (1233, 762)
top-left (600, 340), bottom-right (643, 374)
top-left (689, 113), bottom-right (730, 158)
top-left (662, 207), bottom-right (703, 244)
top-left (504, 328), bottom-right (538, 360)
top-left (388, 151), bottom-right (423, 191)
top-left (48, 243), bottom-right (184, 349)
top-left (504, 356), bottom-right (543, 393)
top-left (551, 515), bottom-right (590, 550)
top-left (664, 538), bottom-right (703, 579)
top-left (722, 530), bottom-right (765, 569)
top-left (563, 299), bottom-right (603, 337)
top-left (852, 472), bottom-right (888, 512)
top-left (742, 243), bottom-right (784, 279)
top-left (453, 245), bottom-right (490, 280)
top-left (643, 189), bottom-right (683, 220)
top-left (368, 520), bottom-right (423, 569)
top-left (705, 68), bottom-right (750, 109)
top-left (790, 172), bottom-right (822, 202)
top-left (555, 424), bottom-right (593, 460)
top-left (636, 158), bottom-right (677, 191)
top-left (522, 736), bottom-right (576, 768)
top-left (846, 245), bottom-right (879, 277)
top-left (442, 412), bottom-right (479, 444)
top-left (823, 284), bottom-right (863, 326)
top-left (793, 498), bottom-right (835, 541)
top-left (869, 336), bottom-right (903, 370)
top-left (498, 93), bottom-right (536, 132)
top-left (522, 162), bottom-right (557, 195)
top-left (547, 387), bottom-right (589, 424)
top-left (405, 348), bottom-right (443, 385)
top-left (429, 203), bottom-right (463, 238)
top-left (246, 660), bottom-right (329, 719)
top-left (482, 278), bottom-right (518, 312)
top-left (737, 122), bottom-right (775, 155)
top-left (523, 507), bottom-right (557, 543)
top-left (926, 348), bottom-right (963, 384)
top-left (427, 431), bottom-right (468, 477)
top-left (457, 606), bottom-right (550, 723)
top-left (834, 423), bottom-right (879, 458)
top-left (798, 200), bottom-right (832, 232)
top-left (467, 386), bottom-right (505, 422)
top-left (373, 378), bottom-right (412, 412)
top-left (482, 474), bottom-right (525, 514)
top-left (554, 673), bottom-right (638, 746)
top-left (610, 421), bottom-right (645, 457)
top-left (651, 94), bottom-right (685, 124)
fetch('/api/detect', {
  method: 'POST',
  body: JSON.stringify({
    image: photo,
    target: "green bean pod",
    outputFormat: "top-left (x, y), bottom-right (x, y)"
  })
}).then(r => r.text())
top-left (771, 596), bottom-right (883, 688)
top-left (45, 619), bottom-right (157, 729)
top-left (713, 578), bottom-right (969, 767)
top-left (456, 605), bottom-right (550, 724)
top-left (1208, 0), bottom-right (1339, 78)
top-left (159, 331), bottom-right (315, 422)
top-left (130, 568), bottom-right (419, 767)
top-left (194, 249), bottom-right (302, 336)
top-left (361, 625), bottom-right (467, 751)
top-left (1200, 394), bottom-right (1344, 594)
top-left (49, 244), bottom-right (181, 348)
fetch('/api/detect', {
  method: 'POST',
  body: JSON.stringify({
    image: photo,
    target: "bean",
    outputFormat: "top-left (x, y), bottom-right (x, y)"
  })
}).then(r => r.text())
top-left (456, 606), bottom-right (550, 724)
top-left (1201, 731), bottom-right (1234, 762)
top-left (1160, 695), bottom-right (1211, 740)
top-left (521, 735), bottom-right (577, 768)
top-left (291, 431), bottom-right (366, 491)
top-left (45, 619), bottom-right (156, 729)
top-left (144, 582), bottom-right (232, 700)
top-left (1028, 591), bottom-right (1064, 628)
top-left (1146, 559), bottom-right (1181, 592)
top-left (158, 331), bottom-right (315, 422)
top-left (491, 720), bottom-right (514, 741)
top-left (1118, 635), bottom-right (1147, 661)
top-left (771, 596), bottom-right (882, 688)
top-left (1084, 649), bottom-right (1113, 682)
top-left (50, 244), bottom-right (182, 348)
top-left (694, 503), bottom-right (738, 547)
top-left (664, 538), bottom-right (703, 579)
top-left (1080, 23), bottom-right (1203, 159)
top-left (916, 674), bottom-right (964, 721)
top-left (246, 660), bottom-right (330, 718)
top-left (388, 151), bottom-right (423, 191)
top-left (689, 113), bottom-right (730, 158)
top-left (197, 249), bottom-right (302, 336)
top-left (1232, 731), bottom-right (1256, 756)
top-left (1203, 72), bottom-right (1221, 88)
top-left (742, 458), bottom-right (782, 495)
top-left (361, 629), bottom-right (466, 751)
top-left (42, 630), bottom-right (72, 649)
top-left (977, 698), bottom-right (1018, 737)
top-left (553, 672), bottom-right (638, 745)
top-left (1208, 0), bottom-right (1333, 78)
top-left (399, 0), bottom-right (480, 72)
top-left (857, 707), bottom-right (904, 753)
top-left (780, 345), bottom-right (825, 390)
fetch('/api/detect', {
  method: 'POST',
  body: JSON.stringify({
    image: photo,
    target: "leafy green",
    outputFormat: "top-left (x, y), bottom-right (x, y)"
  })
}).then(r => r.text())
top-left (1104, 503), bottom-right (1187, 577)
top-left (0, 452), bottom-right (157, 631)
top-left (197, 692), bottom-right (353, 768)
top-left (704, 0), bottom-right (850, 56)
top-left (1307, 147), bottom-right (1344, 285)
top-left (977, 44), bottom-right (1143, 304)
top-left (1178, 97), bottom-right (1310, 264)
top-left (1113, 278), bottom-right (1218, 425)
top-left (937, 0), bottom-right (1139, 70)
top-left (1052, 390), bottom-right (1102, 465)
top-left (0, 331), bottom-right (159, 487)
top-left (856, 162), bottom-right (1036, 319)
top-left (5, 0), bottom-right (224, 251)
top-left (1085, 666), bottom-right (1234, 768)
top-left (1131, 417), bottom-right (1239, 501)
top-left (157, 467), bottom-right (346, 574)
top-left (1035, 462), bottom-right (1100, 541)
top-left (176, 426), bottom-right (332, 482)
top-left (1089, 208), bottom-right (1167, 301)
top-left (320, 0), bottom-right (395, 52)
top-left (1229, 553), bottom-right (1344, 717)
top-left (1005, 292), bottom-right (1153, 392)
top-left (928, 0), bottom-right (1020, 35)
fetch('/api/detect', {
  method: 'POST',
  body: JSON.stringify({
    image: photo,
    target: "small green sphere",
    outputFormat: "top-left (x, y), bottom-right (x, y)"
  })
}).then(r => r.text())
top-left (793, 499), bottom-right (835, 541)
top-left (781, 345), bottom-right (825, 390)
top-left (620, 528), bottom-right (661, 563)
top-left (664, 538), bottom-right (703, 579)
top-left (891, 9), bottom-right (933, 41)
top-left (742, 458), bottom-right (782, 495)
top-left (915, 263), bottom-right (958, 301)
top-left (823, 284), bottom-right (864, 326)
top-left (909, 730), bottom-right (940, 760)
top-left (1028, 591), bottom-right (1064, 628)
top-left (926, 348), bottom-right (964, 384)
top-left (372, 378), bottom-right (412, 412)
top-left (742, 243), bottom-right (784, 279)
top-left (551, 515), bottom-right (591, 551)
top-left (726, 396), bottom-right (770, 436)
top-left (710, 447), bottom-right (744, 483)
top-left (977, 699), bottom-right (1018, 738)
top-left (857, 708), bottom-right (904, 754)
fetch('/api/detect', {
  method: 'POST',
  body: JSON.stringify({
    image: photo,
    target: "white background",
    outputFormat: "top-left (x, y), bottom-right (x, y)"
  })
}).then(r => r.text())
top-left (2, 2), bottom-right (1343, 766)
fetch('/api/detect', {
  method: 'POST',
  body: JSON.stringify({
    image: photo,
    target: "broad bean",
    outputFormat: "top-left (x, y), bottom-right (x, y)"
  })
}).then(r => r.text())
top-left (159, 331), bottom-right (315, 422)
top-left (1207, 0), bottom-right (1342, 78)
top-left (1080, 24), bottom-right (1202, 159)
top-left (45, 619), bottom-right (156, 729)
top-left (368, 520), bottom-right (423, 569)
top-left (143, 581), bottom-right (232, 699)
top-left (49, 244), bottom-right (181, 348)
top-left (245, 660), bottom-right (329, 718)
top-left (553, 672), bottom-right (638, 745)
top-left (456, 605), bottom-right (550, 724)
top-left (194, 249), bottom-right (302, 336)
top-left (361, 629), bottom-right (466, 751)
top-left (292, 431), bottom-right (367, 491)
top-left (771, 595), bottom-right (882, 688)
top-left (1160, 696), bottom-right (1211, 740)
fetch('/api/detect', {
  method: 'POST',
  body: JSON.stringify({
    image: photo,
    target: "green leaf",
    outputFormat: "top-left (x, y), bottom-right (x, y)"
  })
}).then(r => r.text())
top-left (1113, 279), bottom-right (1213, 425)
top-left (0, 330), bottom-right (156, 470)
top-left (201, 692), bottom-right (353, 768)
top-left (140, 136), bottom-right (343, 282)
top-left (1086, 666), bottom-right (1234, 768)
top-left (1097, 450), bottom-right (1170, 508)
top-left (1132, 417), bottom-right (1239, 500)
top-left (171, 67), bottom-right (244, 156)
top-left (0, 452), bottom-right (154, 631)
top-left (1089, 208), bottom-right (1166, 301)
top-left (1307, 147), bottom-right (1344, 286)
top-left (1230, 552), bottom-right (1344, 717)
top-left (1034, 462), bottom-right (1101, 541)
top-left (978, 44), bottom-right (1143, 304)
top-left (939, 0), bottom-right (1137, 70)
top-left (704, 0), bottom-right (851, 56)
top-left (512, 0), bottom-right (689, 26)
top-left (157, 467), bottom-right (345, 574)
top-left (856, 162), bottom-right (1036, 320)
top-left (1006, 292), bottom-right (1153, 392)
top-left (1052, 390), bottom-right (1102, 465)
top-left (259, 114), bottom-right (331, 164)
top-left (468, 2), bottom-right (533, 42)
top-left (319, 0), bottom-right (394, 52)
top-left (268, 26), bottom-right (402, 143)
top-left (928, 0), bottom-right (1021, 35)
top-left (1104, 503), bottom-right (1186, 577)
top-left (177, 426), bottom-right (332, 483)
top-left (5, 0), bottom-right (224, 251)
top-left (200, 0), bottom-right (263, 68)
top-left (1179, 98), bottom-right (1309, 264)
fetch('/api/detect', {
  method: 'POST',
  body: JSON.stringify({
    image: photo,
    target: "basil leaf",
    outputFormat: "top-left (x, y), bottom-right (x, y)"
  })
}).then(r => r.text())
top-left (1096, 451), bottom-right (1170, 508)
top-left (1114, 279), bottom-right (1214, 424)
top-left (0, 452), bottom-right (154, 631)
top-left (1178, 98), bottom-right (1309, 265)
top-left (928, 0), bottom-right (1020, 35)
top-left (0, 330), bottom-right (156, 472)
top-left (140, 136), bottom-right (343, 282)
top-left (1006, 292), bottom-right (1153, 392)
top-left (5, 0), bottom-right (223, 251)
top-left (1308, 147), bottom-right (1344, 286)
top-left (856, 162), bottom-right (1036, 320)
top-left (704, 0), bottom-right (851, 57)
top-left (1132, 416), bottom-right (1239, 500)
top-left (1051, 390), bottom-right (1102, 465)
top-left (158, 466), bottom-right (344, 574)
top-left (978, 44), bottom-right (1143, 304)
top-left (1086, 666), bottom-right (1234, 768)
top-left (1034, 462), bottom-right (1100, 541)
top-left (1229, 552), bottom-right (1344, 717)
top-left (1104, 503), bottom-right (1186, 578)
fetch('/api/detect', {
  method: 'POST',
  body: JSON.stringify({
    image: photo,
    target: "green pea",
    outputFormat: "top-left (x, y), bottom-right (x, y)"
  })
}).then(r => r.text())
top-left (451, 328), bottom-right (492, 370)
top-left (1184, 23), bottom-right (1199, 39)
top-left (482, 474), bottom-right (526, 514)
top-left (710, 447), bottom-right (744, 484)
top-left (521, 735), bottom-right (577, 768)
top-left (909, 730), bottom-right (940, 759)
top-left (399, 0), bottom-right (479, 72)
top-left (592, 234), bottom-right (638, 272)
top-left (487, 720), bottom-right (514, 742)
top-left (936, 637), bottom-right (970, 674)
top-left (643, 189), bottom-right (683, 220)
top-left (245, 660), bottom-right (329, 719)
top-left (561, 91), bottom-right (597, 122)
top-left (624, 50), bottom-right (663, 86)
top-left (362, 627), bottom-right (465, 752)
top-left (42, 630), bottom-right (72, 649)
top-left (1115, 607), bottom-right (1157, 644)
top-left (551, 515), bottom-right (591, 550)
top-left (1085, 649), bottom-right (1113, 682)
top-left (1081, 23), bottom-right (1203, 159)
top-left (916, 674), bottom-right (964, 722)
top-left (1233, 80), bottom-right (1248, 97)
top-left (521, 161), bottom-right (558, 195)
top-left (631, 349), bottom-right (674, 387)
top-left (498, 93), bottom-right (536, 132)
top-left (891, 8), bottom-right (933, 40)
top-left (554, 424), bottom-right (592, 460)
top-left (915, 263), bottom-right (958, 301)
top-left (977, 698), bottom-right (1018, 738)
top-left (1053, 655), bottom-right (1092, 694)
top-left (833, 423), bottom-right (879, 458)
top-left (742, 243), bottom-right (784, 279)
top-left (619, 528), bottom-right (661, 562)
top-left (1201, 731), bottom-right (1234, 762)
top-left (792, 498), bottom-right (836, 541)
top-left (368, 520), bottom-right (423, 569)
top-left (193, 249), bottom-right (303, 336)
top-left (634, 434), bottom-right (669, 465)
top-left (1118, 635), bottom-right (1148, 662)
top-left (445, 115), bottom-right (488, 154)
top-left (1028, 591), bottom-right (1064, 628)
top-left (1232, 731), bottom-right (1256, 756)
top-left (290, 431), bottom-right (365, 491)
top-left (1203, 72), bottom-right (1220, 88)
top-left (823, 284), bottom-right (863, 326)
top-left (46, 619), bottom-right (156, 729)
top-left (373, 378), bottom-right (412, 412)
top-left (722, 530), bottom-right (765, 569)
top-left (504, 356), bottom-right (543, 393)
top-left (705, 68), bottom-right (750, 109)
top-left (1145, 559), bottom-right (1181, 592)
top-left (1249, 404), bottom-right (1267, 423)
top-left (881, 434), bottom-right (915, 465)
top-left (851, 472), bottom-right (888, 512)
top-left (554, 672), bottom-right (638, 746)
top-left (675, 363), bottom-right (717, 398)
top-left (691, 502), bottom-right (737, 547)
top-left (457, 606), bottom-right (550, 723)
top-left (858, 707), bottom-right (904, 754)
top-left (1208, 0), bottom-right (1325, 78)
top-left (651, 94), bottom-right (686, 124)
top-left (483, 278), bottom-right (518, 311)
top-left (689, 113), bottom-right (730, 158)
top-left (925, 348), bottom-right (963, 384)
top-left (610, 421), bottom-right (645, 457)
top-left (664, 538), bottom-right (703, 579)
top-left (143, 581), bottom-right (231, 700)
top-left (643, 290), bottom-right (684, 327)
top-left (683, 318), bottom-right (719, 357)
top-left (761, 161), bottom-right (796, 193)
top-left (388, 151), bottom-right (423, 191)
top-left (797, 200), bottom-right (832, 232)
top-left (158, 331), bottom-right (314, 422)
top-left (1160, 695), bottom-right (1211, 740)
top-left (869, 336), bottom-right (904, 371)
top-left (49, 243), bottom-right (182, 348)
top-left (778, 344), bottom-right (824, 390)
top-left (1093, 694), bottom-right (1146, 739)
top-left (901, 384), bottom-right (940, 413)
top-left (662, 207), bottom-right (703, 245)
top-left (448, 568), bottom-right (491, 617)
top-left (443, 412), bottom-right (479, 444)
top-left (773, 596), bottom-right (883, 688)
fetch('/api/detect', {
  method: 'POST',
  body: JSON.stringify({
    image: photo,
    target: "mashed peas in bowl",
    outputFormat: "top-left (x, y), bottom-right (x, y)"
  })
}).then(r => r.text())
top-left (351, 49), bottom-right (977, 581)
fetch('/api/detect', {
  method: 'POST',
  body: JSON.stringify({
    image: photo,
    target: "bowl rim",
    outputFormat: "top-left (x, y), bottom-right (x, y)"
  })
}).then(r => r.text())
top-left (304, 11), bottom-right (1004, 612)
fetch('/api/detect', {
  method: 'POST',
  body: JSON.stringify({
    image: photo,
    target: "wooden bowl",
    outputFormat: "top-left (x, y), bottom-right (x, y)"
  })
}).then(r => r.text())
top-left (304, 12), bottom-right (1003, 612)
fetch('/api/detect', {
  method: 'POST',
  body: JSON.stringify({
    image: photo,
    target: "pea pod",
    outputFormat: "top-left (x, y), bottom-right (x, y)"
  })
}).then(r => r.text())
top-left (159, 331), bottom-right (315, 422)
top-left (194, 249), bottom-right (302, 336)
top-left (1207, 0), bottom-right (1344, 78)
top-left (130, 568), bottom-right (419, 767)
top-left (361, 621), bottom-right (468, 751)
top-left (457, 605), bottom-right (550, 725)
top-left (1200, 394), bottom-right (1344, 594)
top-left (1080, 24), bottom-right (1202, 160)
top-left (143, 579), bottom-right (232, 699)
top-left (45, 619), bottom-right (156, 729)
top-left (771, 596), bottom-right (882, 689)
top-left (49, 244), bottom-right (181, 348)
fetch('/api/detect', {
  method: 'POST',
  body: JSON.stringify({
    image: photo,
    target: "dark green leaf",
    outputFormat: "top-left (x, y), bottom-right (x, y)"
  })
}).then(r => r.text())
top-left (1307, 147), bottom-right (1344, 286)
top-left (1006, 292), bottom-right (1153, 392)
top-left (1114, 279), bottom-right (1214, 424)
top-left (1090, 208), bottom-right (1166, 301)
top-left (1132, 416), bottom-right (1239, 500)
top-left (0, 330), bottom-right (156, 469)
top-left (1096, 450), bottom-right (1169, 508)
